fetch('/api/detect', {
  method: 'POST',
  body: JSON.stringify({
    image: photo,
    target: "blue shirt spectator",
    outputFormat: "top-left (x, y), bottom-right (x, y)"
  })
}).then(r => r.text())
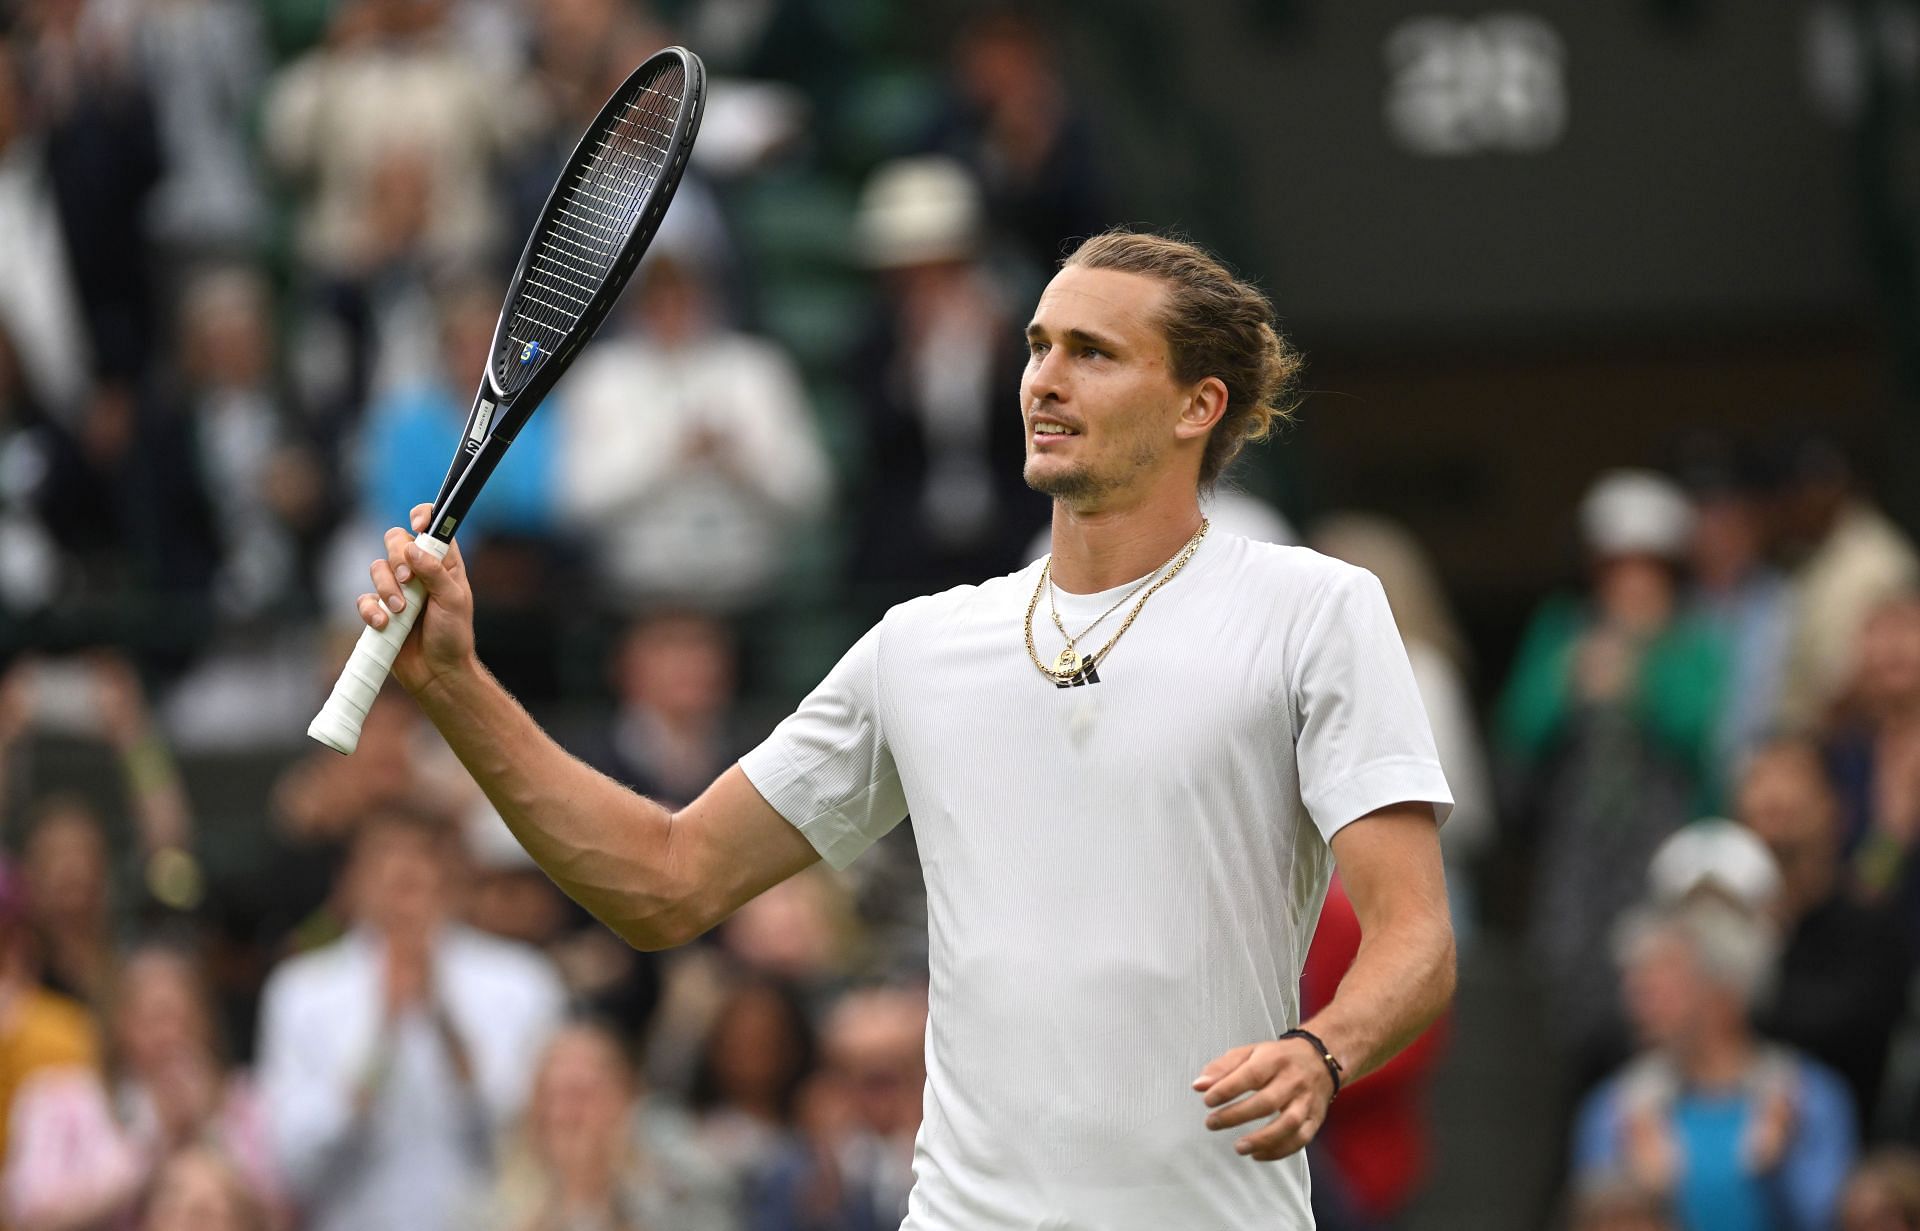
top-left (1575, 1051), bottom-right (1855, 1231)
top-left (1574, 888), bottom-right (1858, 1231)
top-left (359, 378), bottom-right (556, 540)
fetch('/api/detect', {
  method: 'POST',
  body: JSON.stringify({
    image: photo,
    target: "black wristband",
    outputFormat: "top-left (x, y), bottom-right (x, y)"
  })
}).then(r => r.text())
top-left (1280, 1028), bottom-right (1344, 1100)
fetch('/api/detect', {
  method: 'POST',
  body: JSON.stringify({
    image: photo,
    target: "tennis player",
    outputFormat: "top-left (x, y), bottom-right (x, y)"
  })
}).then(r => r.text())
top-left (357, 230), bottom-right (1455, 1228)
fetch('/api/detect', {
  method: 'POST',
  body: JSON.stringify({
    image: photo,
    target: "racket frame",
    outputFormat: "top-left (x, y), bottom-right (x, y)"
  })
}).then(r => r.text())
top-left (424, 45), bottom-right (706, 543)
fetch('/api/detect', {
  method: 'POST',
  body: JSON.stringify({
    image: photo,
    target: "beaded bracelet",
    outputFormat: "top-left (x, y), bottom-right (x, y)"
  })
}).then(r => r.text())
top-left (1280, 1028), bottom-right (1345, 1100)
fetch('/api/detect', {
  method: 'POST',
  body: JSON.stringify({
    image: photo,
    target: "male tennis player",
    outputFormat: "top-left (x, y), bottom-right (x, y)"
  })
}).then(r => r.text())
top-left (357, 230), bottom-right (1455, 1228)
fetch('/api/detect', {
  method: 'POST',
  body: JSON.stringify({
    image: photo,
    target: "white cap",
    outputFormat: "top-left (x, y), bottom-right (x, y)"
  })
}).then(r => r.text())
top-left (1579, 469), bottom-right (1694, 559)
top-left (1647, 819), bottom-right (1782, 913)
top-left (854, 156), bottom-right (983, 269)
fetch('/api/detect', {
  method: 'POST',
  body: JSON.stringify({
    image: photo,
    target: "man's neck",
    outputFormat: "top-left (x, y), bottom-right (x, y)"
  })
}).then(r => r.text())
top-left (1046, 488), bottom-right (1205, 594)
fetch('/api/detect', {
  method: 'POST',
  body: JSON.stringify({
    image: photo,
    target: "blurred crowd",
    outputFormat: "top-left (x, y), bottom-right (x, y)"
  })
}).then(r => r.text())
top-left (0, 2), bottom-right (1914, 1231)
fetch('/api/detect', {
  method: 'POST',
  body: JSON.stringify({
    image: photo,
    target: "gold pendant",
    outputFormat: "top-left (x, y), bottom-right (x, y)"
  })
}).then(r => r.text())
top-left (1052, 647), bottom-right (1085, 678)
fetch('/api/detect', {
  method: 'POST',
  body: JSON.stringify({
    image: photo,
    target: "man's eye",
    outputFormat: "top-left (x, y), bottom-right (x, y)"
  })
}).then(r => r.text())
top-left (1079, 347), bottom-right (1104, 360)
top-left (1028, 340), bottom-right (1050, 357)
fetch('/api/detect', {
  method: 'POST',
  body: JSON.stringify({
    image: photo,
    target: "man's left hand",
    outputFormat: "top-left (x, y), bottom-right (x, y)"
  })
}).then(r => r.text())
top-left (1192, 1036), bottom-right (1336, 1161)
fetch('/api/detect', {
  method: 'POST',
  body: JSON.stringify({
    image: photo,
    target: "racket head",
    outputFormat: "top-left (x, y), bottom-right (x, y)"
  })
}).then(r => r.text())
top-left (492, 45), bottom-right (704, 419)
top-left (426, 46), bottom-right (705, 537)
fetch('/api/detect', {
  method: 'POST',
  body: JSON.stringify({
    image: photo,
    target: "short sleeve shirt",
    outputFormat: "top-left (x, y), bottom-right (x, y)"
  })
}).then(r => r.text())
top-left (742, 532), bottom-right (1452, 1230)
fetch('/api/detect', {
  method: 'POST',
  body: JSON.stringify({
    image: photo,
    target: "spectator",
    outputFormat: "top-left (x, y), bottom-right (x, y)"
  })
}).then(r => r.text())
top-left (557, 251), bottom-right (831, 611)
top-left (1313, 513), bottom-right (1496, 941)
top-left (335, 276), bottom-right (560, 642)
top-left (155, 269), bottom-right (337, 751)
top-left (0, 654), bottom-right (194, 871)
top-left (1501, 470), bottom-right (1727, 1082)
top-left (15, 0), bottom-right (165, 383)
top-left (241, 686), bottom-right (475, 957)
top-left (687, 976), bottom-right (818, 1196)
top-left (111, 944), bottom-right (284, 1224)
top-left (511, 0), bottom-right (670, 239)
top-left (166, 268), bottom-right (324, 623)
top-left (354, 278), bottom-right (555, 544)
top-left (1773, 439), bottom-right (1920, 730)
top-left (720, 868), bottom-right (855, 992)
top-left (1682, 456), bottom-right (1794, 787)
top-left (476, 1019), bottom-right (737, 1231)
top-left (127, 0), bottom-right (269, 262)
top-left (848, 156), bottom-right (1046, 602)
top-left (750, 986), bottom-right (927, 1231)
top-left (1828, 593), bottom-right (1920, 900)
top-left (0, 855), bottom-right (140, 1229)
top-left (1841, 1149), bottom-right (1920, 1231)
top-left (1573, 894), bottom-right (1856, 1231)
top-left (931, 9), bottom-right (1110, 287)
top-left (18, 794), bottom-right (117, 1013)
top-left (0, 45), bottom-right (88, 421)
top-left (1500, 470), bottom-right (1727, 795)
top-left (256, 809), bottom-right (564, 1231)
top-left (264, 0), bottom-right (535, 409)
top-left (262, 0), bottom-right (528, 280)
top-left (0, 321), bottom-right (83, 617)
top-left (139, 1146), bottom-right (267, 1231)
top-left (1735, 737), bottom-right (1910, 1129)
top-left (576, 610), bottom-right (747, 809)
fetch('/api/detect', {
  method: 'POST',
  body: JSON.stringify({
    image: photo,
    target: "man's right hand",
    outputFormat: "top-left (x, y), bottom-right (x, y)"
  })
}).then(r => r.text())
top-left (357, 503), bottom-right (475, 696)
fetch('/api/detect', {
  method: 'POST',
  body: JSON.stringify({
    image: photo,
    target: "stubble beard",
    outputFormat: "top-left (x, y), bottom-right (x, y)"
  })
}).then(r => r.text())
top-left (1024, 455), bottom-right (1109, 503)
top-left (1024, 436), bottom-right (1161, 507)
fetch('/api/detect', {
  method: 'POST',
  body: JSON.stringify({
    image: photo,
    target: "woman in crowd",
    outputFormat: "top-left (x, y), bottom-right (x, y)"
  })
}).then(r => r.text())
top-left (688, 977), bottom-right (819, 1197)
top-left (110, 944), bottom-right (283, 1225)
top-left (1827, 592), bottom-right (1920, 905)
top-left (477, 1019), bottom-right (736, 1231)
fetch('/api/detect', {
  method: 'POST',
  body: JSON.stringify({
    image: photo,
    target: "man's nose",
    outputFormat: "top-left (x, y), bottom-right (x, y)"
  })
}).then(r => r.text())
top-left (1027, 350), bottom-right (1068, 403)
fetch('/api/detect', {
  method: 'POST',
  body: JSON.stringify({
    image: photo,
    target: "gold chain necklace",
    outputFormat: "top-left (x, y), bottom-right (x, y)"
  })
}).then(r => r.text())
top-left (1024, 519), bottom-right (1210, 685)
top-left (1046, 553), bottom-right (1163, 658)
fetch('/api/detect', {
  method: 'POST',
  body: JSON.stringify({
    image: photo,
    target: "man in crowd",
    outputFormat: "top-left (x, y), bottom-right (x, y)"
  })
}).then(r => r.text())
top-left (256, 809), bottom-right (563, 1231)
top-left (1738, 735), bottom-right (1910, 1128)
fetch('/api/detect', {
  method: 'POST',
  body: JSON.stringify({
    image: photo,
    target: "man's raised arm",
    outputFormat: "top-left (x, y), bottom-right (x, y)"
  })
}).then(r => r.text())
top-left (357, 506), bottom-right (819, 950)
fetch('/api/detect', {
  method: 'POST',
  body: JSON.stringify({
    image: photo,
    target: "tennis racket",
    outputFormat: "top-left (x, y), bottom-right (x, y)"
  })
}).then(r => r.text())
top-left (309, 46), bottom-right (706, 755)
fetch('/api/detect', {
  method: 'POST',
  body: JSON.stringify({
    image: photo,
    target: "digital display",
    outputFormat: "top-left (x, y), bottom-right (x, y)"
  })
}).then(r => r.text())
top-left (1088, 1), bottom-right (1872, 338)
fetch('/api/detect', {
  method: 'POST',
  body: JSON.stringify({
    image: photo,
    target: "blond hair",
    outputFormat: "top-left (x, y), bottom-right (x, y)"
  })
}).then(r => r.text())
top-left (1064, 230), bottom-right (1302, 485)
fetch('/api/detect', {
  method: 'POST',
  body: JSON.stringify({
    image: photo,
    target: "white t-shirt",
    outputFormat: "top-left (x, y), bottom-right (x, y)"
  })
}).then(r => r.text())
top-left (740, 531), bottom-right (1452, 1230)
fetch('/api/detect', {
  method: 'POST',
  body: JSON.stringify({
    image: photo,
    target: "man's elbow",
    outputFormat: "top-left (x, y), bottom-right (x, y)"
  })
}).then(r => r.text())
top-left (1428, 909), bottom-right (1459, 1012)
top-left (608, 891), bottom-right (720, 952)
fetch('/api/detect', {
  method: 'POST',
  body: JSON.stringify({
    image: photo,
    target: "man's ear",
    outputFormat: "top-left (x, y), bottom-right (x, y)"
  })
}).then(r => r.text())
top-left (1174, 376), bottom-right (1228, 442)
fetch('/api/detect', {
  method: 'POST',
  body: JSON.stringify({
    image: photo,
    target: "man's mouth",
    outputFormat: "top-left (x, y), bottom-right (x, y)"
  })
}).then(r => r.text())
top-left (1031, 419), bottom-right (1080, 438)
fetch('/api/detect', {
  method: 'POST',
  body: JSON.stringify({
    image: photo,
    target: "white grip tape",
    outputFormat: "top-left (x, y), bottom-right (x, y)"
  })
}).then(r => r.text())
top-left (307, 532), bottom-right (451, 755)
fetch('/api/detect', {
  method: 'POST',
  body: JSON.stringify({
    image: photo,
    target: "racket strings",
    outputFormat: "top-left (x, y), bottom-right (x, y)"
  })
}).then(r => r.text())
top-left (501, 62), bottom-right (688, 395)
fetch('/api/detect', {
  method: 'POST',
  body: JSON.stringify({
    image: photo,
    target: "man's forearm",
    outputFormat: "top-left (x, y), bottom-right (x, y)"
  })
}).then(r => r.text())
top-left (1302, 912), bottom-right (1455, 1084)
top-left (413, 658), bottom-right (695, 948)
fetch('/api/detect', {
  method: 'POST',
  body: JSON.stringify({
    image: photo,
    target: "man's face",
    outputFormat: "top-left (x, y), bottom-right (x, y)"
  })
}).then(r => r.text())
top-left (1622, 931), bottom-right (1712, 1052)
top-left (353, 825), bottom-right (449, 941)
top-left (1737, 748), bottom-right (1838, 918)
top-left (1020, 266), bottom-right (1192, 507)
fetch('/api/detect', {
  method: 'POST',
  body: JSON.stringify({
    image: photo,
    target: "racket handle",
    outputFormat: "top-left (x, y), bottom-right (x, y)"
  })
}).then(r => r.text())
top-left (307, 533), bottom-right (451, 755)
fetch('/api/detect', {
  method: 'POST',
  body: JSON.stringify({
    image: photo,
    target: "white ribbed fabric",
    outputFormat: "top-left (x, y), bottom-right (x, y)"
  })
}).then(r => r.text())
top-left (740, 533), bottom-right (1452, 1230)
